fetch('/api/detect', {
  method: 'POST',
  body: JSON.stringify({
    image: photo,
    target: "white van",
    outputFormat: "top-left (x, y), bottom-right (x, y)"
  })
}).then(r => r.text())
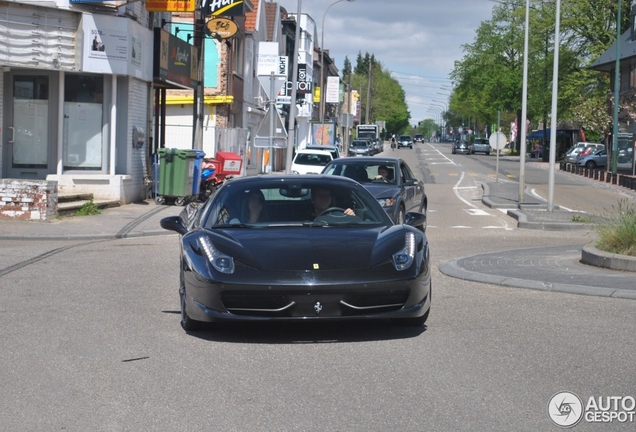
top-left (564, 142), bottom-right (605, 164)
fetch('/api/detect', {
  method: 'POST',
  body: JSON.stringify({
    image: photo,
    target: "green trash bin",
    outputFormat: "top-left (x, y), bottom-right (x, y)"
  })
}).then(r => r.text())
top-left (157, 148), bottom-right (199, 198)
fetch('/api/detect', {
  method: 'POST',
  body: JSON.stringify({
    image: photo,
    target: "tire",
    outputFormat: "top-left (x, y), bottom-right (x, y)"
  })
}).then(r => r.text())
top-left (180, 286), bottom-right (203, 332)
top-left (155, 196), bottom-right (166, 205)
top-left (175, 196), bottom-right (188, 206)
top-left (585, 160), bottom-right (596, 169)
top-left (486, 152), bottom-right (490, 156)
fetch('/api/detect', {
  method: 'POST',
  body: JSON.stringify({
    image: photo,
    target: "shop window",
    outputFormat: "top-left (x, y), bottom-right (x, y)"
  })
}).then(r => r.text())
top-left (63, 75), bottom-right (104, 170)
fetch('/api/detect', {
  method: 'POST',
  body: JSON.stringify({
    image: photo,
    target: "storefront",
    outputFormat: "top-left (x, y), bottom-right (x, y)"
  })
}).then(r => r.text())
top-left (1, 2), bottom-right (154, 203)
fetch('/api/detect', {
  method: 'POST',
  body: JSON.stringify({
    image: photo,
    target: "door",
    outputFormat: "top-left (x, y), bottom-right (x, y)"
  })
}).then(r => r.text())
top-left (4, 74), bottom-right (53, 179)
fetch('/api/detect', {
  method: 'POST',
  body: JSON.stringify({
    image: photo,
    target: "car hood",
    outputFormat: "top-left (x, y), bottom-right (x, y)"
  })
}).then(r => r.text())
top-left (361, 183), bottom-right (400, 199)
top-left (195, 226), bottom-right (405, 271)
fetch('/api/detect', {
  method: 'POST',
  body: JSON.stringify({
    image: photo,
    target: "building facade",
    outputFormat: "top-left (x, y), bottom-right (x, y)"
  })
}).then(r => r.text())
top-left (1, 0), bottom-right (156, 204)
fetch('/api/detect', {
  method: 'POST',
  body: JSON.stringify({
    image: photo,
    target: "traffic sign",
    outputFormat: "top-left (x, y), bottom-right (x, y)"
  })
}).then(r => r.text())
top-left (254, 107), bottom-right (288, 148)
top-left (258, 74), bottom-right (286, 100)
top-left (489, 132), bottom-right (506, 150)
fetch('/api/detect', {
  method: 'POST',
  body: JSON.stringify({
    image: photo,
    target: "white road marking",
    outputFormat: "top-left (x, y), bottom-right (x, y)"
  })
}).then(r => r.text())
top-left (465, 209), bottom-right (491, 216)
top-left (529, 188), bottom-right (574, 211)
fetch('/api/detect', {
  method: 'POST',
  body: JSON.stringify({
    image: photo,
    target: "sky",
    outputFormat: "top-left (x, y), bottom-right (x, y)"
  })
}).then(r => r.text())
top-left (274, 0), bottom-right (499, 125)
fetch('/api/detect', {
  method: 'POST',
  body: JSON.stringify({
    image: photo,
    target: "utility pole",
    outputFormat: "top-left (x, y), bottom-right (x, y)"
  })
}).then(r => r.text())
top-left (285, 0), bottom-right (302, 174)
top-left (611, 0), bottom-right (622, 174)
top-left (365, 64), bottom-right (371, 123)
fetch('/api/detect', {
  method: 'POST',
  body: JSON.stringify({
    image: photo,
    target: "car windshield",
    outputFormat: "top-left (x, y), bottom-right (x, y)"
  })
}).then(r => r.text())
top-left (351, 141), bottom-right (368, 148)
top-left (202, 179), bottom-right (390, 229)
top-left (294, 153), bottom-right (332, 165)
top-left (400, 135), bottom-right (411, 140)
top-left (322, 161), bottom-right (398, 185)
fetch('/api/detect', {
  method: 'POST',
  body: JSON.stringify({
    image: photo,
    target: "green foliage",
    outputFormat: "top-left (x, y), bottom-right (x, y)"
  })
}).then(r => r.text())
top-left (349, 52), bottom-right (410, 134)
top-left (75, 198), bottom-right (102, 216)
top-left (594, 199), bottom-right (636, 256)
top-left (450, 0), bottom-right (630, 137)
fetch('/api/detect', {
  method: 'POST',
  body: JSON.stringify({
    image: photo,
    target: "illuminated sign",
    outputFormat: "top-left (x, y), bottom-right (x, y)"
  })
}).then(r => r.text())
top-left (145, 0), bottom-right (196, 12)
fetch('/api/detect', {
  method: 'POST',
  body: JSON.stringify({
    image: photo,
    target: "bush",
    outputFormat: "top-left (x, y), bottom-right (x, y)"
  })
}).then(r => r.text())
top-left (594, 199), bottom-right (636, 256)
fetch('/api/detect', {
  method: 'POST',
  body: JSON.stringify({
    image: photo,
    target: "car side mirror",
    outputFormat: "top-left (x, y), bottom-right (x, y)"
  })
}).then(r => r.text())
top-left (404, 212), bottom-right (426, 231)
top-left (160, 216), bottom-right (188, 235)
top-left (404, 179), bottom-right (417, 186)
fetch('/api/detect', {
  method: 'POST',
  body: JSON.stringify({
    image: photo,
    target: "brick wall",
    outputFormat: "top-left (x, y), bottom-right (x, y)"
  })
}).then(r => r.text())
top-left (0, 179), bottom-right (58, 222)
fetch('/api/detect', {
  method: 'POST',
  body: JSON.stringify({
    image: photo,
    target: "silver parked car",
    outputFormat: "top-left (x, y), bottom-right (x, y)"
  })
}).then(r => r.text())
top-left (576, 148), bottom-right (607, 169)
top-left (564, 142), bottom-right (605, 164)
top-left (470, 138), bottom-right (491, 155)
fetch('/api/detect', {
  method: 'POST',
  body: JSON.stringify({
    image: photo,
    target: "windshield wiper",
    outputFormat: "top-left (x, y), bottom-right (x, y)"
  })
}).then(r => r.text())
top-left (210, 222), bottom-right (252, 228)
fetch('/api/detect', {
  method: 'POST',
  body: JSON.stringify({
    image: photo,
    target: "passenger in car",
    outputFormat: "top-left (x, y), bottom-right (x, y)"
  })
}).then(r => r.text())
top-left (377, 164), bottom-right (391, 179)
top-left (246, 189), bottom-right (267, 222)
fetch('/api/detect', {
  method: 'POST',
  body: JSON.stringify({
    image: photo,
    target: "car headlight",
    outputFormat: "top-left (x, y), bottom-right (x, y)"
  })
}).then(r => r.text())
top-left (393, 232), bottom-right (415, 271)
top-left (200, 236), bottom-right (235, 274)
top-left (377, 198), bottom-right (396, 208)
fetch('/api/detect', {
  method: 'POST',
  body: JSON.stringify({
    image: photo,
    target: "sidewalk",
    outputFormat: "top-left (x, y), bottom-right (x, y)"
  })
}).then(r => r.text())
top-left (484, 156), bottom-right (636, 230)
top-left (0, 200), bottom-right (183, 240)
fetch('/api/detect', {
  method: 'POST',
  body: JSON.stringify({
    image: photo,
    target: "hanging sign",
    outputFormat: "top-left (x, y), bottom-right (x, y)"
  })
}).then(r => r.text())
top-left (205, 18), bottom-right (239, 39)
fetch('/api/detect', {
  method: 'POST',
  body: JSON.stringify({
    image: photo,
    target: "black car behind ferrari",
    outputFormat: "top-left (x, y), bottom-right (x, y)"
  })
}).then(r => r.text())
top-left (160, 175), bottom-right (431, 332)
top-left (321, 157), bottom-right (427, 225)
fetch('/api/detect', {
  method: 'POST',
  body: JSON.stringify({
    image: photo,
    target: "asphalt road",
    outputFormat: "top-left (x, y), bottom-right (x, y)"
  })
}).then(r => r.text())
top-left (0, 143), bottom-right (634, 431)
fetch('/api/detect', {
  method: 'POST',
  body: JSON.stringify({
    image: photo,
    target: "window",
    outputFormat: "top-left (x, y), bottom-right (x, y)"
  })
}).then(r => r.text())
top-left (232, 38), bottom-right (243, 77)
top-left (63, 75), bottom-right (104, 170)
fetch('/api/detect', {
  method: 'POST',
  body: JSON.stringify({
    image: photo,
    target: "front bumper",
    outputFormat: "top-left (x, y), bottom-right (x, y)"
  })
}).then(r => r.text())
top-left (184, 269), bottom-right (430, 322)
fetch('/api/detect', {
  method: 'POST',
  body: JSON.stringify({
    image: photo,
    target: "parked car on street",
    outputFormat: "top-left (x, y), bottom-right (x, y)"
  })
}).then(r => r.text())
top-left (398, 135), bottom-right (413, 149)
top-left (321, 156), bottom-right (427, 225)
top-left (564, 142), bottom-right (605, 164)
top-left (577, 148), bottom-right (607, 169)
top-left (291, 149), bottom-right (333, 174)
top-left (348, 139), bottom-right (374, 156)
top-left (471, 138), bottom-right (491, 155)
top-left (452, 140), bottom-right (471, 154)
top-left (159, 175), bottom-right (431, 331)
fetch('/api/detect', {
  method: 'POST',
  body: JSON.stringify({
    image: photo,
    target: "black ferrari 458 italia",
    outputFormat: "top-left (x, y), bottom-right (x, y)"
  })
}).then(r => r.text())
top-left (160, 175), bottom-right (431, 332)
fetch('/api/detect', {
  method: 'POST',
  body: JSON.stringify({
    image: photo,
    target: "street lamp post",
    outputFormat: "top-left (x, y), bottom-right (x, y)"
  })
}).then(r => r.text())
top-left (518, 0), bottom-right (530, 203)
top-left (547, 0), bottom-right (561, 212)
top-left (319, 0), bottom-right (354, 143)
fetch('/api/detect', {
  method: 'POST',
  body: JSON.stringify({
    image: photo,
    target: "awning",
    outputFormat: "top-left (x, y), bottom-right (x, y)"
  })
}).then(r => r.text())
top-left (526, 128), bottom-right (568, 140)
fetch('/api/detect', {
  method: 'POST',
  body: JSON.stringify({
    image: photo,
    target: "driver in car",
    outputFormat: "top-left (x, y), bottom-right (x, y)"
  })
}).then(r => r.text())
top-left (311, 187), bottom-right (355, 218)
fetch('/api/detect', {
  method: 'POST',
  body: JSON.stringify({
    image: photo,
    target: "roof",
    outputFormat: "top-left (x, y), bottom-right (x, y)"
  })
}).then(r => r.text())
top-left (590, 28), bottom-right (636, 72)
top-left (265, 2), bottom-right (278, 41)
top-left (244, 0), bottom-right (260, 32)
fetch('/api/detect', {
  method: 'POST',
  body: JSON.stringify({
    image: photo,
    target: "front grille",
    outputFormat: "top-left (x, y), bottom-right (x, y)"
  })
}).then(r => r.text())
top-left (221, 289), bottom-right (410, 318)
top-left (222, 293), bottom-right (290, 311)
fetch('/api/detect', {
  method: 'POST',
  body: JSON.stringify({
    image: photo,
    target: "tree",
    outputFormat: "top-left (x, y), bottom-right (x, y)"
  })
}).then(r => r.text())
top-left (347, 52), bottom-right (410, 134)
top-left (449, 0), bottom-right (630, 142)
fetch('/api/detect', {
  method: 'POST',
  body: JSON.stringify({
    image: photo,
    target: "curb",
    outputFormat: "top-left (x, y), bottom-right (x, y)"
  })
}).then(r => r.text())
top-left (581, 243), bottom-right (636, 272)
top-left (482, 183), bottom-right (595, 230)
top-left (0, 230), bottom-right (175, 241)
top-left (438, 260), bottom-right (636, 300)
top-left (506, 209), bottom-right (595, 231)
